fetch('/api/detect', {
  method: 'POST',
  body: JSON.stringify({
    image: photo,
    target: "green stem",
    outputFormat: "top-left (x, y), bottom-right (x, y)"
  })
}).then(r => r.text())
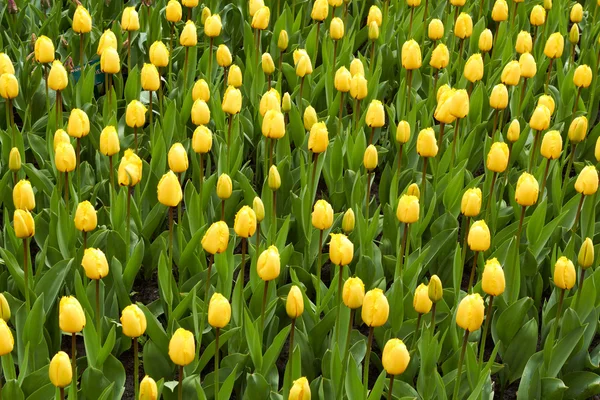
top-left (95, 279), bottom-right (101, 340)
top-left (572, 194), bottom-right (585, 234)
top-left (467, 251), bottom-right (478, 292)
top-left (363, 327), bottom-right (374, 399)
top-left (387, 374), bottom-right (395, 400)
top-left (316, 229), bottom-right (324, 314)
top-left (335, 265), bottom-right (344, 341)
top-left (430, 302), bottom-right (437, 336)
top-left (178, 365), bottom-right (183, 400)
top-left (238, 238), bottom-right (246, 328)
top-left (126, 188), bottom-right (131, 261)
top-left (24, 238), bottom-right (30, 310)
top-left (71, 333), bottom-right (77, 400)
top-left (169, 206), bottom-right (174, 269)
top-left (261, 280), bottom-right (269, 342)
top-left (452, 330), bottom-right (470, 400)
top-left (199, 254), bottom-right (213, 344)
top-left (214, 328), bottom-right (220, 398)
top-left (336, 309), bottom-right (354, 400)
top-left (478, 295), bottom-right (494, 366)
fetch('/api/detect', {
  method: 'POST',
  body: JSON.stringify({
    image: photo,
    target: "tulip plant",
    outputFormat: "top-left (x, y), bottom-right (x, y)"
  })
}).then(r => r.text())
top-left (2, 0), bottom-right (600, 399)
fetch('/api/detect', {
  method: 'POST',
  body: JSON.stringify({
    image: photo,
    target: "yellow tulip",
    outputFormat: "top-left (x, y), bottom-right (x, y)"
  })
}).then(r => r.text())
top-left (501, 60), bottom-right (521, 86)
top-left (81, 248), bottom-right (109, 280)
top-left (519, 52), bottom-right (537, 78)
top-left (234, 206), bottom-right (257, 238)
top-left (139, 376), bottom-right (158, 400)
top-left (330, 17), bottom-right (344, 40)
top-left (367, 5), bottom-right (382, 26)
top-left (342, 277), bottom-right (365, 309)
top-left (507, 119), bottom-right (520, 142)
top-left (118, 149), bottom-right (143, 187)
top-left (100, 126), bottom-right (120, 156)
top-left (578, 238), bottom-right (594, 269)
top-left (100, 47), bottom-right (120, 74)
top-left (334, 67), bottom-right (351, 92)
top-left (0, 319), bottom-right (13, 356)
top-left (478, 29), bottom-right (493, 52)
top-left (34, 35), bottom-right (55, 63)
top-left (482, 258), bottom-right (505, 296)
top-left (257, 245), bottom-right (281, 281)
top-left (329, 233), bottom-right (354, 266)
top-left (382, 339), bottom-right (410, 375)
top-left (168, 143), bottom-right (188, 173)
top-left (540, 130), bottom-right (562, 160)
top-left (490, 84), bottom-right (508, 110)
top-left (141, 64), bottom-right (160, 92)
top-left (362, 288), bottom-right (389, 327)
top-left (192, 79), bottom-right (210, 102)
top-left (428, 19), bottom-right (444, 40)
top-left (416, 128), bottom-right (438, 157)
top-left (456, 293), bottom-right (484, 331)
top-left (529, 105), bottom-right (551, 131)
top-left (121, 7), bottom-right (140, 31)
top-left (67, 109), bottom-right (90, 138)
top-left (73, 5), bottom-right (92, 34)
top-left (252, 6), bottom-right (270, 29)
top-left (401, 40), bottom-right (422, 70)
top-left (201, 221), bottom-right (229, 254)
top-left (491, 0), bottom-right (508, 21)
top-left (97, 30), bottom-right (117, 56)
top-left (278, 30), bottom-right (289, 51)
top-left (222, 86), bottom-right (242, 114)
top-left (8, 147), bottom-right (21, 172)
top-left (289, 377), bottom-right (311, 400)
top-left (350, 58), bottom-right (364, 77)
top-left (192, 125), bottom-right (213, 154)
top-left (428, 275), bottom-right (443, 302)
top-left (180, 20), bottom-right (198, 46)
top-left (461, 188), bottom-right (482, 217)
top-left (516, 31), bottom-right (533, 54)
top-left (573, 65), bottom-right (592, 88)
top-left (0, 53), bottom-right (14, 75)
top-left (396, 194), bottom-right (419, 223)
top-left (575, 166), bottom-right (598, 196)
top-left (311, 0), bottom-right (329, 21)
top-left (13, 180), bottom-right (35, 211)
top-left (407, 183), bottom-right (420, 199)
top-left (168, 328), bottom-right (195, 366)
top-left (59, 296), bottom-right (86, 333)
top-left (430, 44), bottom-right (450, 70)
top-left (570, 3), bottom-right (583, 22)
top-left (262, 109), bottom-right (286, 139)
top-left (286, 285), bottom-right (304, 319)
top-left (363, 145), bottom-right (378, 170)
top-left (149, 41), bottom-right (170, 67)
top-left (268, 165), bottom-right (281, 190)
top-left (157, 171), bottom-right (183, 207)
top-left (49, 352), bottom-right (72, 388)
top-left (538, 94), bottom-right (555, 115)
top-left (568, 116), bottom-right (588, 143)
top-left (208, 293), bottom-right (232, 328)
top-left (253, 197), bottom-right (265, 222)
top-left (396, 120), bottom-right (411, 143)
top-left (126, 100), bottom-right (147, 128)
top-left (74, 201), bottom-right (97, 232)
top-left (530, 5), bottom-right (546, 26)
top-left (120, 304), bottom-right (147, 338)
top-left (262, 53), bottom-right (275, 74)
top-left (0, 294), bottom-right (10, 322)
top-left (515, 172), bottom-right (539, 206)
top-left (342, 209), bottom-right (355, 233)
top-left (468, 220), bottom-right (490, 251)
top-left (308, 122), bottom-right (329, 153)
top-left (14, 209), bottom-right (35, 239)
top-left (217, 45), bottom-right (232, 67)
top-left (486, 142), bottom-right (509, 173)
top-left (216, 173), bottom-right (233, 199)
top-left (166, 0), bottom-right (183, 23)
top-left (454, 13), bottom-right (473, 39)
top-left (312, 199), bottom-right (334, 230)
top-left (0, 73), bottom-right (18, 99)
top-left (191, 99), bottom-right (211, 125)
top-left (464, 54), bottom-right (484, 82)
top-left (554, 257), bottom-right (576, 289)
top-left (413, 283), bottom-right (432, 314)
top-left (350, 73), bottom-right (368, 100)
top-left (55, 143), bottom-right (76, 172)
top-left (544, 33), bottom-right (564, 58)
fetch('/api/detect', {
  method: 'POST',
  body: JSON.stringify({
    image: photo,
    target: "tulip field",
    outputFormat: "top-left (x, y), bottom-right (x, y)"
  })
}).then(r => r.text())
top-left (2, 0), bottom-right (600, 398)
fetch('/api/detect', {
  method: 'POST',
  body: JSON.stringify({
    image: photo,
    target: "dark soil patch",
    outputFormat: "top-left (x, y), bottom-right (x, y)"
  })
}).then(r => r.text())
top-left (131, 272), bottom-right (160, 305)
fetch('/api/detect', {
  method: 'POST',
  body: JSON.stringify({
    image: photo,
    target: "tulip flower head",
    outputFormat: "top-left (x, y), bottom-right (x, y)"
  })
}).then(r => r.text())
top-left (204, 15), bottom-right (222, 37)
top-left (74, 201), bottom-right (97, 232)
top-left (9, 147), bottom-right (21, 172)
top-left (208, 293), bottom-right (232, 328)
top-left (55, 142), bottom-right (76, 172)
top-left (289, 377), bottom-right (311, 400)
top-left (286, 286), bottom-right (305, 319)
top-left (515, 172), bottom-right (539, 206)
top-left (382, 339), bottom-right (410, 375)
top-left (121, 7), bottom-right (140, 31)
top-left (0, 294), bottom-right (10, 322)
top-left (519, 52), bottom-right (537, 78)
top-left (342, 209), bottom-right (355, 233)
top-left (268, 165), bottom-right (281, 190)
top-left (362, 288), bottom-right (389, 327)
top-left (396, 120), bottom-right (411, 143)
top-left (193, 79), bottom-right (210, 102)
top-left (252, 6), bottom-right (271, 29)
top-left (234, 206), bottom-right (257, 238)
top-left (401, 40), bottom-right (422, 70)
top-left (516, 31), bottom-right (533, 54)
top-left (97, 30), bottom-right (117, 56)
top-left (490, 84), bottom-right (508, 109)
top-left (491, 0), bottom-right (508, 21)
top-left (482, 258), bottom-right (505, 296)
top-left (257, 246), bottom-right (281, 281)
top-left (253, 197), bottom-right (265, 222)
top-left (140, 376), bottom-right (158, 400)
top-left (49, 351), bottom-right (72, 388)
top-left (118, 149), bottom-right (143, 186)
top-left (396, 194), bottom-right (420, 223)
top-left (157, 171), bottom-right (183, 207)
top-left (417, 128), bottom-right (439, 157)
top-left (461, 188), bottom-right (482, 217)
top-left (575, 166), bottom-right (599, 196)
top-left (141, 64), bottom-right (160, 92)
top-left (14, 209), bottom-right (35, 239)
top-left (413, 283), bottom-right (432, 314)
top-left (479, 29), bottom-right (493, 52)
top-left (192, 98), bottom-right (212, 123)
top-left (168, 143), bottom-right (189, 173)
top-left (430, 44), bottom-right (450, 69)
top-left (120, 304), bottom-right (147, 338)
top-left (554, 257), bottom-right (576, 289)
top-left (343, 277), bottom-right (365, 308)
top-left (0, 319), bottom-right (13, 356)
top-left (540, 130), bottom-right (562, 160)
top-left (455, 13), bottom-right (473, 39)
top-left (222, 86), bottom-right (242, 114)
top-left (544, 33), bottom-right (564, 58)
top-left (507, 119), bottom-right (520, 142)
top-left (578, 238), bottom-right (594, 269)
top-left (100, 126), bottom-right (120, 156)
top-left (468, 220), bottom-right (491, 251)
top-left (573, 65), bottom-right (592, 88)
top-left (568, 116), bottom-right (588, 143)
top-left (67, 109), bottom-right (90, 138)
top-left (363, 145), bottom-right (378, 170)
top-left (59, 296), bottom-right (86, 333)
top-left (429, 19), bottom-right (444, 40)
top-left (149, 41), bottom-right (170, 67)
top-left (126, 100), bottom-right (147, 128)
top-left (529, 105), bottom-right (551, 131)
top-left (486, 142), bottom-right (510, 173)
top-left (13, 180), bottom-right (35, 211)
top-left (166, 0), bottom-right (183, 23)
top-left (168, 328), bottom-right (195, 366)
top-left (329, 233), bottom-right (354, 266)
top-left (35, 35), bottom-right (55, 63)
top-left (501, 60), bottom-right (521, 86)
top-left (73, 5), bottom-right (92, 34)
top-left (530, 5), bottom-right (546, 26)
top-left (201, 221), bottom-right (229, 254)
top-left (330, 17), bottom-right (344, 40)
top-left (217, 45), bottom-right (233, 67)
top-left (456, 293), bottom-right (485, 331)
top-left (216, 174), bottom-right (232, 199)
top-left (312, 199), bottom-right (334, 230)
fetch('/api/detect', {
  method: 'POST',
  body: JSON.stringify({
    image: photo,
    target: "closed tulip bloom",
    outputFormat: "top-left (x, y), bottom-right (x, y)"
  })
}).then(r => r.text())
top-left (100, 126), bottom-right (120, 156)
top-left (329, 0), bottom-right (343, 6)
top-left (286, 286), bottom-right (304, 319)
top-left (487, 142), bottom-right (509, 172)
top-left (55, 143), bottom-right (76, 172)
top-left (139, 376), bottom-right (158, 400)
top-left (204, 15), bottom-right (222, 37)
top-left (97, 30), bottom-right (117, 56)
top-left (342, 277), bottom-right (365, 308)
top-left (121, 7), bottom-right (140, 31)
top-left (417, 128), bottom-right (438, 157)
top-left (13, 180), bottom-right (35, 211)
top-left (257, 246), bottom-right (280, 281)
top-left (278, 30), bottom-right (289, 51)
top-left (573, 65), bottom-right (592, 88)
top-left (149, 41), bottom-right (170, 67)
top-left (401, 40), bottom-right (422, 70)
top-left (126, 100), bottom-right (147, 128)
top-left (350, 74), bottom-right (368, 99)
top-left (268, 165), bottom-right (281, 190)
top-left (482, 258), bottom-right (505, 296)
top-left (0, 319), bottom-right (13, 356)
top-left (568, 25), bottom-right (578, 46)
top-left (182, 0), bottom-right (199, 6)
top-left (49, 352), bottom-right (72, 388)
top-left (201, 221), bottom-right (229, 254)
top-left (308, 122), bottom-right (329, 153)
top-left (329, 233), bottom-right (354, 266)
top-left (342, 209), bottom-right (355, 233)
top-left (334, 67), bottom-right (351, 92)
top-left (490, 84), bottom-right (508, 109)
top-left (455, 13), bottom-right (473, 39)
top-left (191, 80), bottom-right (210, 102)
top-left (168, 328), bottom-right (195, 366)
top-left (157, 171), bottom-right (183, 207)
top-left (191, 99), bottom-right (210, 125)
top-left (491, 0), bottom-right (508, 21)
top-left (216, 45), bottom-right (232, 67)
top-left (468, 220), bottom-right (491, 251)
top-left (216, 173), bottom-right (233, 199)
top-left (262, 109), bottom-right (286, 139)
top-left (0, 294), bottom-right (10, 321)
top-left (279, 92), bottom-right (291, 112)
top-left (368, 21), bottom-right (380, 40)
top-left (578, 238), bottom-right (594, 269)
top-left (74, 201), bottom-right (96, 232)
top-left (260, 89), bottom-right (281, 116)
top-left (596, 137), bottom-right (600, 162)
top-left (9, 147), bottom-right (21, 171)
top-left (479, 29), bottom-right (493, 52)
top-left (367, 5), bottom-right (383, 26)
top-left (303, 106), bottom-right (318, 131)
top-left (67, 109), bottom-right (90, 138)
top-left (366, 100), bottom-right (385, 127)
top-left (118, 149), bottom-right (143, 186)
top-left (396, 194), bottom-right (420, 223)
top-left (289, 377), bottom-right (311, 400)
top-left (529, 105), bottom-right (551, 131)
top-left (570, 3), bottom-right (583, 22)
top-left (568, 116), bottom-right (588, 143)
top-left (253, 197), bottom-right (265, 222)
top-left (396, 120), bottom-right (411, 143)
top-left (428, 275), bottom-right (443, 302)
top-left (350, 58), bottom-right (364, 77)
top-left (208, 293), bottom-right (231, 328)
top-left (537, 94), bottom-right (555, 115)
top-left (59, 296), bottom-right (86, 333)
top-left (166, 0), bottom-right (182, 22)
top-left (407, 0), bottom-right (422, 6)
top-left (234, 206), bottom-right (257, 238)
top-left (141, 64), bottom-right (160, 91)
top-left (507, 119), bottom-right (520, 142)
top-left (14, 209), bottom-right (35, 238)
top-left (330, 17), bottom-right (344, 40)
top-left (120, 304), bottom-right (147, 338)
top-left (544, 33), bottom-right (564, 58)
top-left (434, 88), bottom-right (457, 124)
top-left (0, 53), bottom-right (14, 75)
top-left (501, 61), bottom-right (521, 86)
top-left (382, 339), bottom-right (410, 376)
top-left (249, 0), bottom-right (264, 16)
top-left (530, 5), bottom-right (546, 25)
top-left (429, 19), bottom-right (444, 40)
top-left (262, 53), bottom-right (275, 75)
top-left (519, 52), bottom-right (537, 78)
top-left (252, 6), bottom-right (271, 29)
top-left (81, 248), bottom-right (109, 280)
top-left (0, 73), bottom-right (18, 99)
top-left (73, 5), bottom-right (92, 33)
top-left (35, 35), bottom-right (55, 63)
top-left (540, 130), bottom-right (562, 159)
top-left (464, 54), bottom-right (483, 82)
top-left (201, 6), bottom-right (211, 23)
top-left (452, 90), bottom-right (471, 118)
top-left (461, 188), bottom-right (482, 217)
top-left (364, 145), bottom-right (378, 170)
top-left (451, 0), bottom-right (466, 6)
top-left (407, 183), bottom-right (420, 199)
top-left (222, 86), bottom-right (242, 114)
top-left (515, 172), bottom-right (539, 206)
top-left (180, 20), bottom-right (198, 46)
top-left (312, 199), bottom-right (334, 230)
top-left (554, 257), bottom-right (576, 289)
top-left (100, 47), bottom-right (120, 74)
top-left (516, 31), bottom-right (532, 54)
top-left (430, 44), bottom-right (449, 69)
top-left (295, 52), bottom-right (313, 77)
top-left (413, 283), bottom-right (432, 314)
top-left (456, 293), bottom-right (485, 332)
top-left (362, 288), bottom-right (389, 327)
top-left (544, 0), bottom-right (552, 9)
top-left (575, 166), bottom-right (599, 195)
top-left (168, 143), bottom-right (188, 173)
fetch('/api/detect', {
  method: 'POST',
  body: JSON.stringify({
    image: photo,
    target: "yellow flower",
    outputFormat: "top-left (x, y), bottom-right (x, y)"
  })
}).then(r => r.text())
top-left (208, 293), bottom-right (231, 328)
top-left (168, 328), bottom-right (195, 366)
top-left (118, 149), bottom-right (143, 187)
top-left (396, 194), bottom-right (419, 224)
top-left (55, 143), bottom-right (76, 172)
top-left (334, 67), bottom-right (351, 92)
top-left (262, 109), bottom-right (286, 139)
top-left (367, 5), bottom-right (382, 26)
top-left (201, 221), bottom-right (229, 254)
top-left (515, 31), bottom-right (532, 54)
top-left (417, 128), bottom-right (438, 157)
top-left (0, 73), bottom-right (18, 100)
top-left (8, 147), bottom-right (21, 172)
top-left (278, 30), bottom-right (289, 51)
top-left (540, 130), bottom-right (562, 160)
top-left (350, 58), bottom-right (364, 77)
top-left (0, 53), bottom-right (14, 75)
top-left (529, 105), bottom-right (551, 131)
top-left (428, 275), bottom-right (443, 302)
top-left (396, 120), bottom-right (411, 143)
top-left (428, 19), bottom-right (444, 40)
top-left (519, 52), bottom-right (537, 78)
top-left (59, 296), bottom-right (86, 333)
top-left (180, 20), bottom-right (198, 46)
top-left (97, 30), bottom-right (117, 56)
top-left (570, 3), bottom-right (583, 22)
top-left (141, 64), bottom-right (160, 92)
top-left (490, 84), bottom-right (508, 109)
top-left (67, 109), bottom-right (90, 138)
top-left (157, 171), bottom-right (183, 207)
top-left (191, 99), bottom-right (210, 125)
top-left (126, 100), bottom-right (147, 128)
top-left (342, 209), bottom-right (355, 233)
top-left (192, 79), bottom-right (210, 102)
top-left (216, 173), bottom-right (233, 199)
top-left (462, 54), bottom-right (483, 84)
top-left (13, 180), bottom-right (35, 211)
top-left (343, 277), bottom-right (365, 309)
top-left (568, 116), bottom-right (588, 143)
top-left (49, 352), bottom-right (72, 388)
top-left (308, 122), bottom-right (329, 153)
top-left (515, 172), bottom-right (539, 206)
top-left (468, 220), bottom-right (491, 252)
top-left (234, 206), bottom-right (257, 238)
top-left (578, 238), bottom-right (594, 269)
top-left (100, 47), bottom-right (120, 74)
top-left (407, 183), bottom-right (420, 199)
top-left (456, 293), bottom-right (485, 332)
top-left (204, 15), bottom-right (222, 37)
top-left (311, 0), bottom-right (329, 21)
top-left (253, 197), bottom-right (265, 222)
top-left (430, 44), bottom-right (449, 70)
top-left (478, 29), bottom-right (493, 52)
top-left (507, 119), bottom-right (520, 142)
top-left (121, 7), bottom-right (140, 31)
top-left (217, 45), bottom-right (232, 67)
top-left (0, 294), bottom-right (10, 322)
top-left (201, 6), bottom-right (211, 23)
top-left (260, 89), bottom-right (281, 116)
top-left (401, 40), bottom-right (422, 70)
top-left (544, 32), bottom-right (564, 59)
top-left (538, 95), bottom-right (555, 115)
top-left (573, 65), bottom-right (592, 88)
top-left (366, 100), bottom-right (385, 128)
top-left (454, 13), bottom-right (473, 39)
top-left (257, 245), bottom-right (281, 281)
top-left (482, 258), bottom-right (505, 296)
top-left (368, 21), bottom-right (380, 41)
top-left (413, 283), bottom-right (432, 314)
top-left (100, 126), bottom-right (120, 156)
top-left (166, 0), bottom-right (183, 23)
top-left (81, 248), bottom-right (109, 280)
top-left (182, 0), bottom-right (199, 8)
top-left (461, 188), bottom-right (482, 217)
top-left (487, 142), bottom-right (509, 173)
top-left (0, 319), bottom-right (13, 356)
top-left (294, 50), bottom-right (313, 77)
top-left (530, 5), bottom-right (546, 26)
top-left (35, 35), bottom-right (55, 63)
top-left (363, 145), bottom-right (378, 170)
top-left (330, 17), bottom-right (344, 40)
top-left (73, 5), bottom-right (92, 34)
top-left (120, 304), bottom-right (147, 338)
top-left (192, 125), bottom-right (212, 154)
top-left (382, 339), bottom-right (410, 375)
top-left (311, 199), bottom-right (334, 230)
top-left (168, 143), bottom-right (188, 173)
top-left (362, 288), bottom-right (389, 327)
top-left (491, 0), bottom-right (508, 21)
top-left (544, 0), bottom-right (552, 9)
top-left (262, 53), bottom-right (275, 74)
top-left (289, 377), bottom-right (311, 400)
top-left (139, 376), bottom-right (158, 400)
top-left (222, 86), bottom-right (242, 114)
top-left (74, 201), bottom-right (97, 232)
top-left (501, 60), bottom-right (521, 86)
top-left (329, 233), bottom-right (354, 266)
top-left (434, 88), bottom-right (457, 124)
top-left (252, 6), bottom-right (270, 29)
top-left (554, 257), bottom-right (576, 289)
top-left (14, 209), bottom-right (35, 239)
top-left (149, 41), bottom-right (170, 67)
top-left (268, 165), bottom-right (281, 190)
top-left (350, 73), bottom-right (368, 100)
top-left (286, 286), bottom-right (304, 319)
top-left (575, 166), bottom-right (599, 195)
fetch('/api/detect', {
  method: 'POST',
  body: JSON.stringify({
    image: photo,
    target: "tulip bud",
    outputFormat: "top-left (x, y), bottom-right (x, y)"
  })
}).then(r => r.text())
top-left (14, 209), bottom-right (35, 238)
top-left (554, 257), bottom-right (576, 289)
top-left (486, 142), bottom-right (509, 173)
top-left (396, 195), bottom-right (419, 224)
top-left (120, 304), bottom-right (147, 338)
top-left (575, 166), bottom-right (599, 196)
top-left (455, 13), bottom-right (473, 39)
top-left (286, 285), bottom-right (304, 319)
top-left (261, 53), bottom-right (275, 75)
top-left (570, 3), bottom-right (583, 22)
top-left (401, 40), bottom-right (422, 70)
top-left (202, 221), bottom-right (229, 254)
top-left (282, 92), bottom-right (292, 112)
top-left (578, 238), bottom-right (594, 269)
top-left (268, 165), bottom-right (281, 190)
top-left (507, 119), bottom-right (520, 142)
top-left (350, 73), bottom-right (368, 100)
top-left (216, 45), bottom-right (232, 68)
top-left (515, 172), bottom-right (539, 206)
top-left (0, 53), bottom-right (13, 76)
top-left (294, 50), bottom-right (313, 77)
top-left (67, 109), bottom-right (90, 139)
top-left (262, 109), bottom-right (286, 139)
top-left (73, 5), bottom-right (92, 34)
top-left (417, 128), bottom-right (438, 158)
top-left (396, 120), bottom-right (411, 143)
top-left (491, 0), bottom-right (508, 21)
top-left (13, 180), bottom-right (35, 211)
top-left (168, 143), bottom-right (189, 173)
top-left (208, 293), bottom-right (231, 328)
top-left (479, 29), bottom-right (493, 52)
top-left (312, 199), bottom-right (334, 230)
top-left (278, 30), bottom-right (289, 51)
top-left (413, 283), bottom-right (432, 314)
top-left (118, 149), bottom-right (143, 187)
top-left (407, 183), bottom-right (420, 199)
top-left (540, 130), bottom-right (562, 160)
top-left (428, 275), bottom-right (443, 302)
top-left (55, 143), bottom-right (76, 172)
top-left (456, 293), bottom-right (485, 332)
top-left (257, 245), bottom-right (281, 281)
top-left (543, 0), bottom-right (552, 10)
top-left (335, 67), bottom-right (351, 92)
top-left (229, 65), bottom-right (244, 86)
top-left (329, 233), bottom-right (354, 266)
top-left (168, 328), bottom-right (195, 366)
top-left (9, 147), bottom-right (21, 172)
top-left (201, 6), bottom-right (211, 24)
top-left (362, 288), bottom-right (389, 327)
top-left (81, 248), bottom-right (109, 280)
top-left (490, 84), bottom-right (508, 109)
top-left (252, 6), bottom-right (270, 29)
top-left (363, 145), bottom-right (378, 170)
top-left (222, 86), bottom-right (242, 114)
top-left (529, 105), bottom-right (551, 131)
top-left (253, 197), bottom-right (265, 222)
top-left (59, 296), bottom-right (86, 333)
top-left (519, 52), bottom-right (537, 78)
top-left (260, 90), bottom-right (281, 117)
top-left (544, 32), bottom-right (564, 59)
top-left (451, 88), bottom-right (470, 118)
top-left (100, 126), bottom-right (120, 156)
top-left (515, 31), bottom-right (532, 54)
top-left (141, 64), bottom-right (160, 92)
top-left (192, 79), bottom-right (210, 102)
top-left (367, 5), bottom-right (382, 26)
top-left (97, 30), bottom-right (117, 56)
top-left (126, 100), bottom-right (147, 128)
top-left (428, 19), bottom-right (444, 40)
top-left (568, 116), bottom-right (588, 144)
top-left (430, 43), bottom-right (449, 70)
top-left (121, 7), bottom-right (140, 31)
top-left (407, 0), bottom-right (422, 6)
top-left (368, 21), bottom-right (379, 40)
top-left (0, 319), bottom-right (13, 356)
top-left (157, 171), bottom-right (183, 207)
top-left (0, 294), bottom-right (10, 322)
top-left (0, 73), bottom-right (18, 99)
top-left (366, 100), bottom-right (386, 128)
top-left (350, 58), bottom-right (364, 77)
top-left (49, 351), bottom-right (72, 388)
top-left (482, 258), bottom-right (505, 296)
top-left (35, 35), bottom-right (55, 63)
top-left (382, 339), bottom-right (410, 377)
top-left (596, 137), bottom-right (600, 163)
top-left (461, 188), bottom-right (482, 217)
top-left (501, 60), bottom-right (521, 86)
top-left (216, 173), bottom-right (233, 199)
top-left (537, 94), bottom-right (555, 115)
top-left (180, 20), bottom-right (198, 46)
top-left (234, 206), bottom-right (257, 238)
top-left (330, 17), bottom-right (344, 40)
top-left (530, 5), bottom-right (546, 26)
top-left (573, 65), bottom-right (592, 88)
top-left (204, 15), bottom-right (222, 37)
top-left (342, 208), bottom-right (355, 233)
top-left (569, 24), bottom-right (579, 45)
top-left (74, 201), bottom-right (97, 232)
top-left (342, 277), bottom-right (365, 309)
top-left (468, 220), bottom-right (491, 252)
top-left (139, 376), bottom-right (158, 400)
top-left (166, 0), bottom-right (183, 23)
top-left (289, 377), bottom-right (311, 400)
top-left (249, 0), bottom-right (264, 16)
top-left (301, 107), bottom-right (318, 132)
top-left (149, 41), bottom-right (170, 67)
